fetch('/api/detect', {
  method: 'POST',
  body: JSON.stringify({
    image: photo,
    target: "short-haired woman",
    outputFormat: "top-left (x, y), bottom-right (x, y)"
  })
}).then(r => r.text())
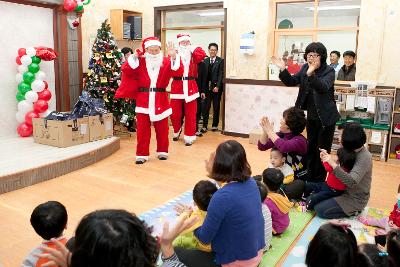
top-left (271, 42), bottom-right (341, 183)
top-left (194, 140), bottom-right (265, 267)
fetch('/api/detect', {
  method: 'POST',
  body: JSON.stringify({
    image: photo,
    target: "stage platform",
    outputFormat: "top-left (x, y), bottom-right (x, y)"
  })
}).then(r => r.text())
top-left (0, 136), bottom-right (120, 194)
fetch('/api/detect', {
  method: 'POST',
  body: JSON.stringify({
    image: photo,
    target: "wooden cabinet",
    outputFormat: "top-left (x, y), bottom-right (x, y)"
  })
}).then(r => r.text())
top-left (110, 9), bottom-right (142, 41)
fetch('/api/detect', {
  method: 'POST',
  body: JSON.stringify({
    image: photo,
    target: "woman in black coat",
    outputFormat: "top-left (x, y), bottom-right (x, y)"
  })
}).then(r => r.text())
top-left (271, 42), bottom-right (340, 182)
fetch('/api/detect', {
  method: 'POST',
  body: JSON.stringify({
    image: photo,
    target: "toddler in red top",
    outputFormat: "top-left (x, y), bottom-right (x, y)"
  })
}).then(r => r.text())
top-left (358, 184), bottom-right (400, 235)
top-left (304, 148), bottom-right (356, 210)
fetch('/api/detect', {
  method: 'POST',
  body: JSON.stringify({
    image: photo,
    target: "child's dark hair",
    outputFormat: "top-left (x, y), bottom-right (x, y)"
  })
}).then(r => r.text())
top-left (262, 168), bottom-right (284, 192)
top-left (357, 243), bottom-right (391, 267)
top-left (256, 180), bottom-right (268, 202)
top-left (121, 47), bottom-right (133, 55)
top-left (306, 223), bottom-right (358, 267)
top-left (387, 229), bottom-right (400, 267)
top-left (30, 201), bottom-right (68, 240)
top-left (253, 175), bottom-right (262, 182)
top-left (337, 147), bottom-right (356, 171)
top-left (193, 180), bottom-right (218, 211)
top-left (271, 147), bottom-right (287, 158)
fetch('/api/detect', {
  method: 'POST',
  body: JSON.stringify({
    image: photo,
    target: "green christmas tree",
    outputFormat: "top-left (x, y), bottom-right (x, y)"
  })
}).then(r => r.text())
top-left (86, 20), bottom-right (135, 127)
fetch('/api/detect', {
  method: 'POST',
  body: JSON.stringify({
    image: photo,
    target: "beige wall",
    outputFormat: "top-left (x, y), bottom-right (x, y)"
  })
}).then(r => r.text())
top-left (81, 0), bottom-right (400, 84)
top-left (357, 0), bottom-right (400, 86)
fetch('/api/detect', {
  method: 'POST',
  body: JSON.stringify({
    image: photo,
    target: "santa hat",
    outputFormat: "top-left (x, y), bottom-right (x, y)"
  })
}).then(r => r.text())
top-left (177, 34), bottom-right (191, 43)
top-left (142, 37), bottom-right (161, 50)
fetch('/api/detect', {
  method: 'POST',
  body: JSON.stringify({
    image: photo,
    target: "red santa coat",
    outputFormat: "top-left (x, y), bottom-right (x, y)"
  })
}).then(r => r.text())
top-left (170, 46), bottom-right (206, 103)
top-left (389, 203), bottom-right (400, 227)
top-left (115, 61), bottom-right (138, 99)
top-left (126, 55), bottom-right (183, 122)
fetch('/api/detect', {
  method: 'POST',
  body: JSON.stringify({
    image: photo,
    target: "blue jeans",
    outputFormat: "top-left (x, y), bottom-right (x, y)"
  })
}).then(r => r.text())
top-left (305, 182), bottom-right (344, 210)
top-left (314, 198), bottom-right (347, 219)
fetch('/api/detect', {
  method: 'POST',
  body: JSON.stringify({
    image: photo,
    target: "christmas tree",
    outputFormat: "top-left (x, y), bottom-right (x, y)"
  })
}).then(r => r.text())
top-left (86, 20), bottom-right (135, 127)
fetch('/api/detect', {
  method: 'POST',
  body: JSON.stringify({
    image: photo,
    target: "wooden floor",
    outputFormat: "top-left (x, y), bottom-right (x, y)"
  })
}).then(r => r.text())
top-left (0, 130), bottom-right (399, 267)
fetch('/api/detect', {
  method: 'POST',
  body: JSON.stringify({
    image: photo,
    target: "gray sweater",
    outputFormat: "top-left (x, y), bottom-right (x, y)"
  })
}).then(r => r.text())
top-left (333, 146), bottom-right (372, 216)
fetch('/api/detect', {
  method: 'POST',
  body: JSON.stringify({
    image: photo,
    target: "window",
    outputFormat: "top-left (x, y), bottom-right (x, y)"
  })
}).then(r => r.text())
top-left (273, 0), bottom-right (360, 73)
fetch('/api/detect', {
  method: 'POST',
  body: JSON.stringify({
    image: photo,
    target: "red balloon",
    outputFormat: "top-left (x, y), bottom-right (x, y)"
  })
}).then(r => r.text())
top-left (38, 89), bottom-right (52, 101)
top-left (17, 123), bottom-right (33, 137)
top-left (33, 100), bottom-right (49, 113)
top-left (25, 111), bottom-right (40, 125)
top-left (43, 81), bottom-right (49, 89)
top-left (16, 56), bottom-right (22, 65)
top-left (18, 48), bottom-right (26, 57)
top-left (63, 0), bottom-right (77, 12)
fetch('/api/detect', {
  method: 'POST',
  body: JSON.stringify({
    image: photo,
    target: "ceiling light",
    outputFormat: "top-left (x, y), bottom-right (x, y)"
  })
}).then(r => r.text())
top-left (308, 5), bottom-right (360, 11)
top-left (198, 11), bottom-right (224, 17)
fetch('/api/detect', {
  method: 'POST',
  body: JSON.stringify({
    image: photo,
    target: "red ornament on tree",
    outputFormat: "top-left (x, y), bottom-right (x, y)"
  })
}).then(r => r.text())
top-left (37, 89), bottom-right (52, 101)
top-left (17, 123), bottom-right (33, 137)
top-left (25, 111), bottom-right (40, 125)
top-left (33, 100), bottom-right (49, 113)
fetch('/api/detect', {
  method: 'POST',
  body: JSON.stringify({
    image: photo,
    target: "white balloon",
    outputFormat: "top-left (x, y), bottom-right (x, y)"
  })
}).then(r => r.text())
top-left (25, 91), bottom-right (39, 102)
top-left (26, 47), bottom-right (36, 57)
top-left (31, 80), bottom-right (45, 92)
top-left (18, 65), bottom-right (28, 74)
top-left (40, 109), bottom-right (52, 118)
top-left (16, 111), bottom-right (27, 123)
top-left (16, 73), bottom-right (23, 83)
top-left (17, 100), bottom-right (33, 114)
top-left (21, 55), bottom-right (32, 66)
top-left (36, 70), bottom-right (46, 80)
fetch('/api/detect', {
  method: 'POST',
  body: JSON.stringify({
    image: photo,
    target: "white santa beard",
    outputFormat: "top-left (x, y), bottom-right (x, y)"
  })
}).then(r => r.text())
top-left (178, 46), bottom-right (191, 63)
top-left (145, 52), bottom-right (163, 69)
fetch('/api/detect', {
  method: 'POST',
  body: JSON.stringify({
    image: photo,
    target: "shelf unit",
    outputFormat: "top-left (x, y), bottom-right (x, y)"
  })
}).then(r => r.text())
top-left (110, 9), bottom-right (142, 41)
top-left (332, 85), bottom-right (396, 161)
top-left (388, 87), bottom-right (400, 164)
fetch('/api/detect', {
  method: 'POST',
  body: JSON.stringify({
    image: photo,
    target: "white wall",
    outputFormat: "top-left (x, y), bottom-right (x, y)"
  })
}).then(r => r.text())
top-left (0, 1), bottom-right (55, 137)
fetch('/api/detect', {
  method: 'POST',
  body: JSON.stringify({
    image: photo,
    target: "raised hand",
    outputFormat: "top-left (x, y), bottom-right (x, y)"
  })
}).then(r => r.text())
top-left (37, 238), bottom-right (71, 267)
top-left (271, 56), bottom-right (286, 71)
top-left (167, 41), bottom-right (176, 59)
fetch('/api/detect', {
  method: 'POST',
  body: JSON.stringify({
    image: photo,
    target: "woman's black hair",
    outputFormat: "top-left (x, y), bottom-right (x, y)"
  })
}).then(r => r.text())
top-left (256, 180), bottom-right (268, 202)
top-left (262, 168), bottom-right (284, 192)
top-left (337, 147), bottom-right (357, 171)
top-left (387, 229), bottom-right (400, 267)
top-left (282, 107), bottom-right (307, 135)
top-left (341, 122), bottom-right (367, 151)
top-left (70, 209), bottom-right (159, 267)
top-left (304, 42), bottom-right (328, 64)
top-left (357, 243), bottom-right (391, 267)
top-left (305, 223), bottom-right (358, 267)
top-left (343, 50), bottom-right (356, 58)
top-left (193, 180), bottom-right (218, 211)
top-left (211, 140), bottom-right (251, 183)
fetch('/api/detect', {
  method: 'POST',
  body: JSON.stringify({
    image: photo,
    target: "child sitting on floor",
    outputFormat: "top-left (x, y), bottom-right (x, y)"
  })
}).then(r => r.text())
top-left (269, 147), bottom-right (294, 186)
top-left (304, 147), bottom-right (356, 210)
top-left (262, 168), bottom-right (293, 235)
top-left (358, 184), bottom-right (400, 236)
top-left (173, 180), bottom-right (218, 252)
top-left (256, 180), bottom-right (272, 251)
top-left (21, 201), bottom-right (68, 267)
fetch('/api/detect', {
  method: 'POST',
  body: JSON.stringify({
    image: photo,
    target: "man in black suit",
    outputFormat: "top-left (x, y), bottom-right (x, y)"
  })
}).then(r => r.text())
top-left (195, 61), bottom-right (207, 136)
top-left (202, 43), bottom-right (224, 132)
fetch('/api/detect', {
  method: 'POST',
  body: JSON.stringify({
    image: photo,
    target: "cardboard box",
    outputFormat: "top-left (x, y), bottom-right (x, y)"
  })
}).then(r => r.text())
top-left (88, 113), bottom-right (114, 141)
top-left (249, 128), bottom-right (263, 145)
top-left (32, 117), bottom-right (89, 148)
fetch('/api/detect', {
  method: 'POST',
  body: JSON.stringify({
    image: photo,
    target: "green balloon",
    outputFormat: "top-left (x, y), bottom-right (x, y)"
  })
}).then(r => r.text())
top-left (28, 63), bottom-right (40, 73)
top-left (16, 92), bottom-right (25, 102)
top-left (18, 82), bottom-right (31, 94)
top-left (31, 56), bottom-right (41, 64)
top-left (83, 0), bottom-right (91, 5)
top-left (23, 72), bottom-right (35, 84)
top-left (75, 4), bottom-right (84, 12)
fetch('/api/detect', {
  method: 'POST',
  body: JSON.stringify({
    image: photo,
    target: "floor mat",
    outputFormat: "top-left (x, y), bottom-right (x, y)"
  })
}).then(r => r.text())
top-left (282, 207), bottom-right (391, 267)
top-left (259, 209), bottom-right (314, 267)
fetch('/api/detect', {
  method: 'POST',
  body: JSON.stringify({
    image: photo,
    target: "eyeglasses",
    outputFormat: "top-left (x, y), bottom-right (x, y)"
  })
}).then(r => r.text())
top-left (307, 54), bottom-right (320, 59)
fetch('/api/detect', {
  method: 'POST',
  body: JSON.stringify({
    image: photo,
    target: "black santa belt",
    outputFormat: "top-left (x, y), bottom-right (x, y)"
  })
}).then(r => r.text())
top-left (138, 87), bottom-right (166, 92)
top-left (173, 76), bottom-right (196, 81)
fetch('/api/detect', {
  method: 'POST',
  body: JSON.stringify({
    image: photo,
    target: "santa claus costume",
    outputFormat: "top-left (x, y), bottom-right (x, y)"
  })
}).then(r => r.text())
top-left (116, 37), bottom-right (183, 164)
top-left (170, 34), bottom-right (207, 146)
